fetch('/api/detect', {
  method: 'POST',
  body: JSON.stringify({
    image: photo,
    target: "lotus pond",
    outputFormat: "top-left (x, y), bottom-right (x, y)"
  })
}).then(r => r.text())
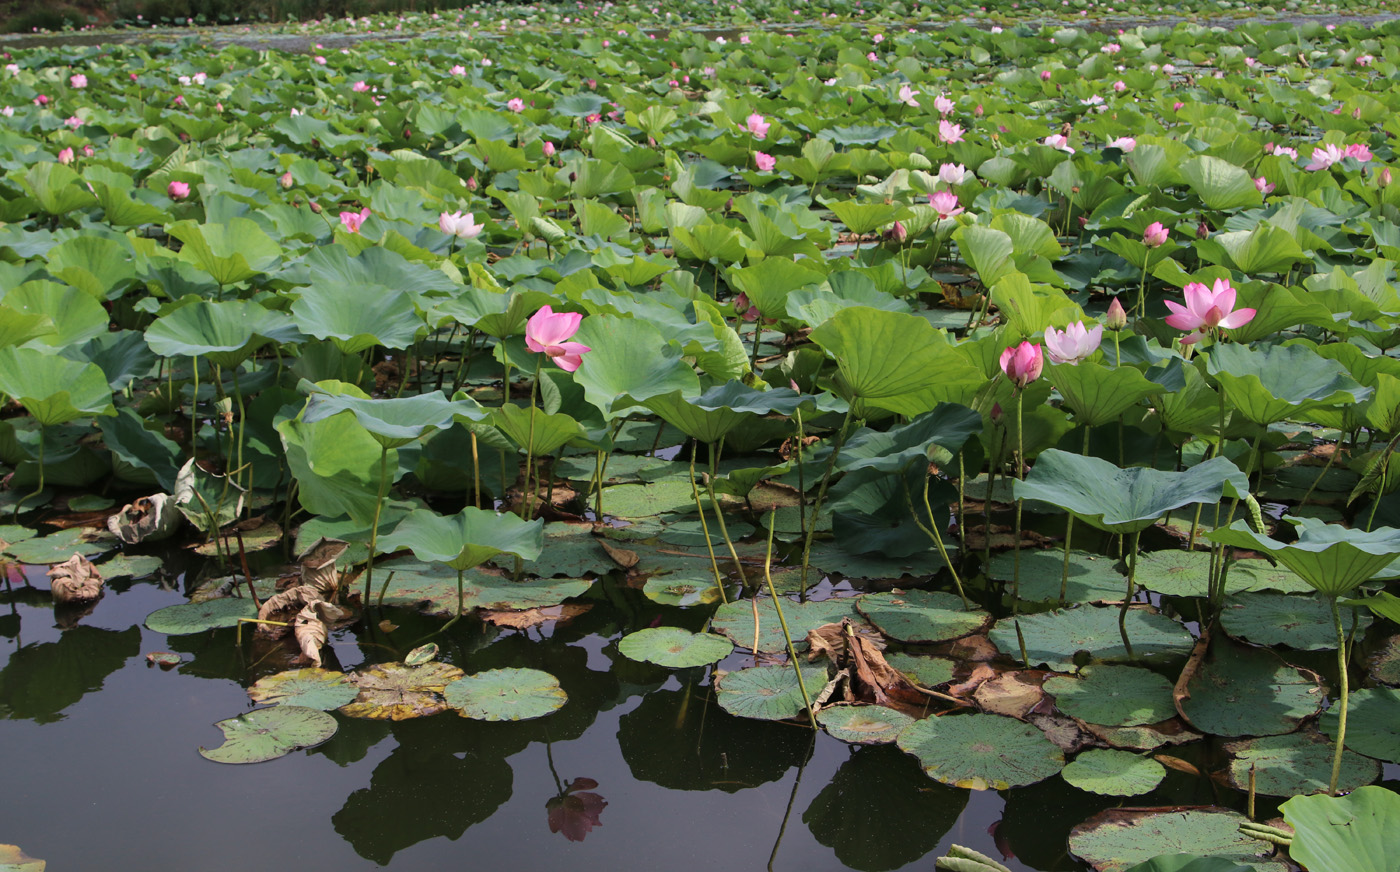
top-left (8, 9), bottom-right (1400, 872)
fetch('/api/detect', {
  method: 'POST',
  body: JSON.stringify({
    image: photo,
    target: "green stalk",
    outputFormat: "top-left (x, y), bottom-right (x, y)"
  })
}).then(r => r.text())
top-left (800, 408), bottom-right (856, 591)
top-left (1119, 530), bottom-right (1141, 660)
top-left (1328, 595), bottom-right (1349, 795)
top-left (190, 354), bottom-right (200, 459)
top-left (12, 425), bottom-right (44, 523)
top-left (794, 408), bottom-right (809, 600)
top-left (688, 439), bottom-right (728, 604)
top-left (764, 506), bottom-right (818, 731)
top-left (1060, 425), bottom-right (1091, 603)
top-left (707, 439), bottom-right (747, 582)
top-left (364, 445), bottom-right (390, 606)
top-left (1011, 392), bottom-right (1029, 666)
top-left (231, 367), bottom-right (247, 494)
top-left (520, 357), bottom-right (543, 521)
top-left (902, 476), bottom-right (968, 609)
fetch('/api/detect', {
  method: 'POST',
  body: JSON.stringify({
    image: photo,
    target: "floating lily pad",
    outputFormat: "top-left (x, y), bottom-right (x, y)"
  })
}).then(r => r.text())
top-left (444, 667), bottom-right (567, 721)
top-left (856, 589), bottom-right (989, 643)
top-left (248, 668), bottom-right (360, 711)
top-left (377, 561), bottom-right (592, 617)
top-left (817, 705), bottom-right (914, 745)
top-left (1062, 749), bottom-right (1165, 796)
top-left (896, 711), bottom-right (1065, 790)
top-left (1045, 665), bottom-right (1177, 727)
top-left (1370, 636), bottom-right (1400, 686)
top-left (1226, 730), bottom-right (1380, 796)
top-left (658, 519), bottom-right (756, 547)
top-left (618, 627), bottom-right (733, 668)
top-left (711, 596), bottom-right (863, 654)
top-left (1319, 686), bottom-right (1400, 764)
top-left (199, 705), bottom-right (338, 764)
top-left (66, 495), bottom-right (115, 512)
top-left (715, 663), bottom-right (829, 722)
top-left (145, 597), bottom-right (256, 634)
top-left (500, 522), bottom-right (613, 578)
top-left (4, 528), bottom-right (107, 564)
top-left (98, 553), bottom-right (164, 580)
top-left (987, 549), bottom-right (1126, 603)
top-left (0, 844), bottom-right (45, 871)
top-left (339, 661), bottom-right (465, 720)
top-left (1133, 552), bottom-right (1314, 598)
top-left (1179, 641), bottom-right (1322, 737)
top-left (404, 643), bottom-right (438, 666)
top-left (0, 525), bottom-right (36, 550)
top-left (193, 520), bottom-right (283, 558)
top-left (555, 453), bottom-right (687, 484)
top-left (807, 541), bottom-right (934, 579)
top-left (886, 652), bottom-right (957, 688)
top-left (1221, 592), bottom-right (1368, 650)
top-left (990, 607), bottom-right (1194, 672)
top-left (600, 481), bottom-right (699, 518)
top-left (641, 574), bottom-right (724, 607)
top-left (1069, 808), bottom-right (1284, 872)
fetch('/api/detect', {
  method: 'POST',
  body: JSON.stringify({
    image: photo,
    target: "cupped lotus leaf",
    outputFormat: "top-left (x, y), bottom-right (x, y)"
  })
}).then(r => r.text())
top-left (248, 668), bottom-right (360, 711)
top-left (199, 705), bottom-right (338, 764)
top-left (339, 661), bottom-right (465, 720)
top-left (1044, 665), bottom-right (1177, 727)
top-left (1206, 344), bottom-right (1370, 427)
top-left (1124, 857), bottom-right (1255, 872)
top-left (291, 281), bottom-right (424, 354)
top-left (1281, 785), bottom-right (1400, 872)
top-left (1208, 517), bottom-right (1400, 597)
top-left (715, 663), bottom-right (829, 721)
top-left (0, 843), bottom-right (45, 871)
top-left (306, 244), bottom-right (457, 301)
top-left (836, 403), bottom-right (983, 474)
top-left (643, 383), bottom-right (806, 445)
top-left (144, 300), bottom-right (300, 368)
top-left (712, 597), bottom-right (864, 654)
top-left (990, 607), bottom-right (1194, 672)
top-left (1226, 730), bottom-right (1379, 797)
top-left (726, 257), bottom-right (827, 321)
top-left (1046, 362), bottom-right (1162, 428)
top-left (375, 561), bottom-right (591, 616)
top-left (855, 590), bottom-right (989, 643)
top-left (3, 281), bottom-right (106, 348)
top-left (443, 667), bottom-right (566, 721)
top-left (1180, 156), bottom-right (1265, 211)
top-left (167, 218), bottom-right (281, 287)
top-left (490, 404), bottom-right (585, 456)
top-left (1062, 748), bottom-right (1165, 797)
top-left (618, 627), bottom-right (733, 668)
top-left (1069, 808), bottom-right (1283, 872)
top-left (1319, 687), bottom-right (1400, 764)
top-left (571, 315), bottom-right (701, 419)
top-left (278, 413), bottom-right (399, 526)
top-left (145, 597), bottom-right (257, 634)
top-left (1221, 592), bottom-right (1370, 650)
top-left (1015, 451), bottom-right (1247, 534)
top-left (0, 307), bottom-right (54, 347)
top-left (1178, 640), bottom-right (1322, 737)
top-left (4, 529), bottom-right (106, 564)
top-left (301, 383), bottom-right (483, 449)
top-left (896, 712), bottom-right (1065, 790)
top-left (379, 507), bottom-right (543, 571)
top-left (0, 347), bottom-right (115, 426)
top-left (808, 307), bottom-right (982, 416)
top-left (816, 705), bottom-right (915, 745)
top-left (23, 161), bottom-right (95, 216)
top-left (987, 549), bottom-right (1126, 603)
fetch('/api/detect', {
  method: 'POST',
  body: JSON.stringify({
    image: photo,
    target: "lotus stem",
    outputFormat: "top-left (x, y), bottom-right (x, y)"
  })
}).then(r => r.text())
top-left (190, 353), bottom-right (200, 459)
top-left (1012, 392), bottom-right (1029, 667)
top-left (903, 476), bottom-right (968, 609)
top-left (688, 439), bottom-right (728, 604)
top-left (1061, 426), bottom-right (1091, 603)
top-left (765, 506), bottom-right (817, 731)
top-left (1299, 440), bottom-right (1340, 509)
top-left (471, 431), bottom-right (481, 509)
top-left (707, 439), bottom-right (747, 583)
top-left (1119, 530), bottom-right (1140, 661)
top-left (794, 408), bottom-right (809, 600)
top-left (1328, 594), bottom-right (1350, 795)
top-left (364, 445), bottom-right (390, 607)
top-left (12, 424), bottom-right (45, 523)
top-left (1135, 249), bottom-right (1150, 325)
top-left (375, 570), bottom-right (397, 609)
top-left (521, 357), bottom-right (543, 521)
top-left (800, 408), bottom-right (856, 593)
top-left (230, 367), bottom-right (247, 495)
top-left (435, 567), bottom-right (467, 635)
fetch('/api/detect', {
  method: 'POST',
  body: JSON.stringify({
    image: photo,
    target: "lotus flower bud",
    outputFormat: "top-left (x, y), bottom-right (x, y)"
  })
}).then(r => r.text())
top-left (1197, 218), bottom-right (1210, 239)
top-left (889, 220), bottom-right (907, 243)
top-left (1381, 168), bottom-right (1393, 188)
top-left (309, 201), bottom-right (322, 214)
top-left (467, 176), bottom-right (478, 191)
top-left (1105, 297), bottom-right (1127, 330)
top-left (280, 171), bottom-right (294, 189)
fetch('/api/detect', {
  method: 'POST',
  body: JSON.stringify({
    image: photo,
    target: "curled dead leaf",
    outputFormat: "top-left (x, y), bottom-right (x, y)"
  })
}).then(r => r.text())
top-left (107, 494), bottom-right (182, 544)
top-left (298, 537), bottom-right (348, 600)
top-left (947, 662), bottom-right (997, 698)
top-left (46, 553), bottom-right (103, 604)
top-left (481, 603), bottom-right (592, 629)
top-left (599, 540), bottom-right (639, 569)
top-left (1153, 754), bottom-right (1201, 777)
top-left (294, 603), bottom-right (329, 667)
top-left (257, 586), bottom-right (319, 639)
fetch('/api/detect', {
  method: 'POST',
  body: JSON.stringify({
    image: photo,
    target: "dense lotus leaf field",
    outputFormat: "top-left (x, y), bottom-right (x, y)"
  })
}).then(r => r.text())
top-left (5, 7), bottom-right (1400, 872)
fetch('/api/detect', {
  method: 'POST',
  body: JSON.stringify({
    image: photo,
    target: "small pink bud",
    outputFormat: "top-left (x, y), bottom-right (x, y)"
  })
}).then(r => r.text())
top-left (1105, 297), bottom-right (1127, 330)
top-left (1040, 70), bottom-right (1052, 81)
top-left (1381, 168), bottom-right (1392, 188)
top-left (280, 171), bottom-right (294, 189)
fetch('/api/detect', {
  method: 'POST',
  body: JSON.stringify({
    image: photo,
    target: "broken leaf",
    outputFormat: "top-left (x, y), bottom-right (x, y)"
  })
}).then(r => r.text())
top-left (45, 554), bottom-right (102, 605)
top-left (339, 661), bottom-right (465, 720)
top-left (198, 705), bottom-right (338, 764)
top-left (106, 494), bottom-right (181, 545)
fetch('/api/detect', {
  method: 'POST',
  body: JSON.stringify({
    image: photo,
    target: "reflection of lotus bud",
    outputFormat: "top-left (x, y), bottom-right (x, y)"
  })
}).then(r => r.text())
top-left (1381, 168), bottom-right (1392, 188)
top-left (1105, 297), bottom-right (1128, 330)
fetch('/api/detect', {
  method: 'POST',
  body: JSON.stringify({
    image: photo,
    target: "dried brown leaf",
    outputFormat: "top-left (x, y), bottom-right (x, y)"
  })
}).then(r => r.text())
top-left (1173, 629), bottom-right (1211, 722)
top-left (974, 670), bottom-right (1049, 720)
top-left (600, 540), bottom-right (639, 569)
top-left (1027, 711), bottom-right (1096, 754)
top-left (298, 537), bottom-right (348, 599)
top-left (947, 662), bottom-right (997, 698)
top-left (46, 553), bottom-right (103, 604)
top-left (293, 603), bottom-right (328, 667)
top-left (481, 603), bottom-right (592, 629)
top-left (1154, 754), bottom-right (1201, 777)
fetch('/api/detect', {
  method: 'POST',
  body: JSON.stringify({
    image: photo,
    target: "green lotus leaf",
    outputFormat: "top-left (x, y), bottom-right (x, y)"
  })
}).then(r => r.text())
top-left (643, 383), bottom-right (806, 445)
top-left (1206, 344), bottom-right (1370, 427)
top-left (1207, 517), bottom-right (1400, 597)
top-left (302, 383), bottom-right (484, 449)
top-left (199, 705), bottom-right (338, 764)
top-left (167, 218), bottom-right (281, 287)
top-left (990, 607), bottom-right (1194, 671)
top-left (291, 280), bottom-right (424, 354)
top-left (0, 347), bottom-right (115, 427)
top-left (1195, 225), bottom-right (1308, 275)
top-left (1180, 155), bottom-right (1263, 211)
top-left (896, 711), bottom-right (1064, 790)
top-left (1061, 748), bottom-right (1165, 797)
top-left (1070, 808), bottom-right (1283, 872)
top-left (715, 663), bottom-right (829, 721)
top-left (145, 300), bottom-right (301, 368)
top-left (855, 590), bottom-right (988, 643)
top-left (2, 281), bottom-right (106, 348)
top-left (816, 705), bottom-right (914, 745)
top-left (379, 507), bottom-right (544, 571)
top-left (1124, 857), bottom-right (1256, 872)
top-left (1046, 362), bottom-right (1162, 428)
top-left (1319, 686), bottom-right (1400, 764)
top-left (444, 667), bottom-right (567, 721)
top-left (986, 549), bottom-right (1126, 603)
top-left (277, 411), bottom-right (397, 527)
top-left (711, 597), bottom-right (864, 654)
top-left (146, 597), bottom-right (257, 634)
top-left (339, 661), bottom-right (465, 720)
top-left (490, 404), bottom-right (585, 456)
top-left (1226, 730), bottom-right (1379, 797)
top-left (726, 257), bottom-right (827, 321)
top-left (4, 528), bottom-right (107, 564)
top-left (571, 315), bottom-right (701, 419)
top-left (1044, 665), bottom-right (1177, 727)
top-left (1015, 451), bottom-right (1247, 534)
top-left (1281, 786), bottom-right (1400, 872)
top-left (836, 403), bottom-right (983, 474)
top-left (1178, 640), bottom-right (1322, 737)
top-left (1221, 592), bottom-right (1370, 650)
top-left (618, 627), bottom-right (733, 668)
top-left (248, 668), bottom-right (360, 711)
top-left (376, 561), bottom-right (592, 616)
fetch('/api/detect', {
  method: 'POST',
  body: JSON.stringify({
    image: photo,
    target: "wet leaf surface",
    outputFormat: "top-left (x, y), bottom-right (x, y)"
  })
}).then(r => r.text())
top-left (198, 705), bottom-right (338, 764)
top-left (896, 711), bottom-right (1065, 790)
top-left (339, 661), bottom-right (465, 721)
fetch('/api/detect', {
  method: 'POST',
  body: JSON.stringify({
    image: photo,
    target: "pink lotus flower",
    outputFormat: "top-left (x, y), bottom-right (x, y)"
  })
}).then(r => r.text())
top-left (449, 64), bottom-right (466, 76)
top-left (526, 305), bottom-right (591, 372)
top-left (1040, 70), bottom-right (1052, 81)
top-left (938, 163), bottom-right (968, 185)
top-left (1112, 80), bottom-right (1126, 92)
top-left (1104, 297), bottom-right (1128, 330)
top-left (1357, 54), bottom-right (1375, 66)
top-left (70, 73), bottom-right (87, 88)
top-left (1043, 321), bottom-right (1103, 365)
top-left (929, 190), bottom-right (964, 220)
top-left (999, 341), bottom-right (1043, 389)
top-left (934, 94), bottom-right (955, 115)
top-left (1163, 278), bottom-right (1256, 344)
top-left (167, 181), bottom-right (190, 200)
top-left (1143, 222), bottom-right (1169, 247)
top-left (938, 119), bottom-right (964, 143)
top-left (1346, 143), bottom-right (1373, 162)
top-left (1109, 136), bottom-right (1136, 152)
top-left (745, 113), bottom-right (769, 139)
top-left (57, 147), bottom-right (73, 165)
top-left (1305, 143), bottom-right (1346, 170)
top-left (1043, 134), bottom-right (1074, 153)
top-left (543, 141), bottom-right (556, 157)
top-left (1172, 101), bottom-right (1184, 111)
top-left (754, 151), bottom-right (776, 172)
top-left (1273, 146), bottom-right (1298, 161)
top-left (34, 94), bottom-right (48, 105)
top-left (898, 84), bottom-right (920, 107)
top-left (734, 292), bottom-right (759, 321)
top-left (507, 97), bottom-right (525, 112)
top-left (339, 208), bottom-right (370, 234)
top-left (439, 211), bottom-right (484, 238)
top-left (1255, 176), bottom-right (1274, 194)
top-left (65, 115), bottom-right (81, 129)
top-left (352, 81), bottom-right (370, 92)
top-left (546, 778), bottom-right (607, 842)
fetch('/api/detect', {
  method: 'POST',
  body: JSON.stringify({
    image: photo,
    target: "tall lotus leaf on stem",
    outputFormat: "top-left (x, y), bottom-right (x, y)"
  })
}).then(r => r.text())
top-left (0, 347), bottom-right (116, 520)
top-left (300, 382), bottom-right (488, 607)
top-left (1209, 518), bottom-right (1400, 795)
top-left (1016, 450), bottom-right (1248, 660)
top-left (378, 507), bottom-right (545, 633)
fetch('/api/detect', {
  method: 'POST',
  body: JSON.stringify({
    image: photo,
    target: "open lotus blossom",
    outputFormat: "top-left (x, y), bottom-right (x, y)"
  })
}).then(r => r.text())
top-left (339, 208), bottom-right (370, 234)
top-left (938, 119), bottom-right (964, 143)
top-left (507, 97), bottom-right (525, 112)
top-left (929, 190), bottom-right (964, 220)
top-left (449, 64), bottom-right (466, 76)
top-left (351, 81), bottom-right (370, 92)
top-left (167, 181), bottom-right (190, 200)
top-left (1143, 222), bottom-right (1169, 247)
top-left (754, 151), bottom-right (776, 172)
top-left (938, 163), bottom-right (968, 185)
top-left (934, 94), bottom-right (955, 115)
top-left (525, 305), bottom-right (591, 372)
top-left (1255, 176), bottom-right (1275, 194)
top-left (1109, 136), bottom-right (1136, 152)
top-left (1305, 142), bottom-right (1372, 170)
top-left (69, 73), bottom-right (87, 88)
top-left (898, 84), bottom-right (920, 107)
top-left (745, 113), bottom-right (769, 139)
top-left (439, 210), bottom-right (484, 238)
top-left (57, 147), bottom-right (73, 165)
top-left (1164, 278), bottom-right (1256, 344)
top-left (1043, 321), bottom-right (1103, 365)
top-left (1043, 134), bottom-right (1074, 153)
top-left (999, 341), bottom-right (1043, 389)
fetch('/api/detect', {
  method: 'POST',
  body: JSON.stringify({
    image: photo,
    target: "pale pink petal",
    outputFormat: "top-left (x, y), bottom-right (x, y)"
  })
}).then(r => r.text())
top-left (1218, 307), bottom-right (1256, 329)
